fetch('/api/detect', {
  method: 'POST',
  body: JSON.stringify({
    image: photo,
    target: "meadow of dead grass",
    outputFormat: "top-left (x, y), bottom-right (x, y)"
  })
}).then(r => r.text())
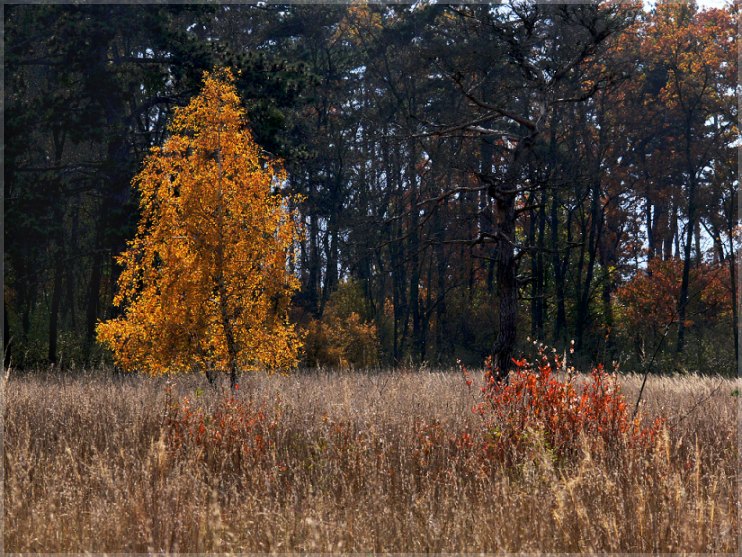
top-left (3, 366), bottom-right (740, 553)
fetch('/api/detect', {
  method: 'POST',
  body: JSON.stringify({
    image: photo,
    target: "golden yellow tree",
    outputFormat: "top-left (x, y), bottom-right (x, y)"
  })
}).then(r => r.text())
top-left (97, 68), bottom-right (302, 388)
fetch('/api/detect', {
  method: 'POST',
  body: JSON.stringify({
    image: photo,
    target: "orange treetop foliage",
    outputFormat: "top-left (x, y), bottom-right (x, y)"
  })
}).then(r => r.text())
top-left (97, 68), bottom-right (302, 378)
top-left (649, 2), bottom-right (737, 109)
top-left (616, 257), bottom-right (732, 337)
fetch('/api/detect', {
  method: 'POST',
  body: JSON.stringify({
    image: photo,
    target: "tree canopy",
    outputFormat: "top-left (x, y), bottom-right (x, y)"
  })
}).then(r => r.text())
top-left (4, 2), bottom-right (738, 376)
top-left (96, 69), bottom-right (302, 385)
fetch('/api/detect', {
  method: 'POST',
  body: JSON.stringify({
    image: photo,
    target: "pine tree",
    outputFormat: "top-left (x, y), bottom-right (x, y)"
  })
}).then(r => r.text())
top-left (97, 68), bottom-right (302, 388)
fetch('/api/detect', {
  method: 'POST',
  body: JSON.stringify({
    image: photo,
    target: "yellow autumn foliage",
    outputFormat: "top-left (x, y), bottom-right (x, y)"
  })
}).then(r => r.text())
top-left (97, 68), bottom-right (302, 378)
top-left (303, 281), bottom-right (380, 369)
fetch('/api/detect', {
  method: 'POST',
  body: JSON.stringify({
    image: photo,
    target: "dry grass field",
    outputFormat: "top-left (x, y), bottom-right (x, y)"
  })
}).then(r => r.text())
top-left (3, 366), bottom-right (740, 553)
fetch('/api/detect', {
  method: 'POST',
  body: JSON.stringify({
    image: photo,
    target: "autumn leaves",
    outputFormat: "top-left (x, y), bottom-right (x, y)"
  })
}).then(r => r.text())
top-left (97, 69), bottom-right (302, 383)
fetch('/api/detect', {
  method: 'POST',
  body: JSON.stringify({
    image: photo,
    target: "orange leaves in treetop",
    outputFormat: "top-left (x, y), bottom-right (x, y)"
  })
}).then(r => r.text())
top-left (616, 257), bottom-right (732, 336)
top-left (97, 68), bottom-right (303, 379)
top-left (643, 2), bottom-right (736, 117)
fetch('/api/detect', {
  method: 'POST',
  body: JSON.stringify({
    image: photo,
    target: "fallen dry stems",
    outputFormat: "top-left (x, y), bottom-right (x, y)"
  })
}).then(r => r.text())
top-left (4, 368), bottom-right (740, 553)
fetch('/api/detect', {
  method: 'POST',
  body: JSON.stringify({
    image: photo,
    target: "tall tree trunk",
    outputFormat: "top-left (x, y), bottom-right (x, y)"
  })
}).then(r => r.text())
top-left (528, 197), bottom-right (539, 339)
top-left (421, 255), bottom-right (432, 362)
top-left (63, 201), bottom-right (79, 330)
top-left (48, 128), bottom-right (67, 365)
top-left (646, 195), bottom-right (655, 259)
top-left (574, 209), bottom-right (587, 340)
top-left (434, 191), bottom-right (448, 362)
top-left (694, 219), bottom-right (702, 266)
top-left (492, 190), bottom-right (518, 378)
top-left (677, 123), bottom-right (698, 354)
top-left (481, 129), bottom-right (496, 295)
top-left (664, 199), bottom-right (676, 260)
top-left (525, 183), bottom-right (546, 341)
top-left (408, 139), bottom-right (422, 362)
top-left (48, 253), bottom-right (64, 365)
top-left (727, 191), bottom-right (738, 367)
top-left (672, 199), bottom-right (681, 260)
top-left (308, 212), bottom-right (320, 315)
top-left (730, 237), bottom-right (739, 369)
top-left (391, 238), bottom-right (407, 364)
top-left (215, 144), bottom-right (239, 390)
top-left (488, 134), bottom-right (534, 379)
top-left (599, 227), bottom-right (618, 363)
top-left (321, 225), bottom-right (338, 308)
top-left (576, 176), bottom-right (604, 351)
top-left (546, 115), bottom-right (567, 343)
top-left (85, 213), bottom-right (105, 358)
top-left (4, 301), bottom-right (12, 369)
top-left (551, 186), bottom-right (567, 342)
top-left (535, 191), bottom-right (546, 340)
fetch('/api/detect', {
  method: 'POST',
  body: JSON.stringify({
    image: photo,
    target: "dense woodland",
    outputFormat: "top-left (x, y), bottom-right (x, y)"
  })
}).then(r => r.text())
top-left (4, 1), bottom-right (739, 375)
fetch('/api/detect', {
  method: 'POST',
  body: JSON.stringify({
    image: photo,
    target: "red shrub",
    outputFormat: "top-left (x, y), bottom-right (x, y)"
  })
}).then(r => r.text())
top-left (462, 349), bottom-right (664, 465)
top-left (164, 390), bottom-right (278, 468)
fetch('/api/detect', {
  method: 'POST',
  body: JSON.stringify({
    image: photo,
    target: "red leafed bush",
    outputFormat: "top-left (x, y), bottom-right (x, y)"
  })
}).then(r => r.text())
top-left (462, 349), bottom-right (664, 465)
top-left (164, 389), bottom-right (277, 469)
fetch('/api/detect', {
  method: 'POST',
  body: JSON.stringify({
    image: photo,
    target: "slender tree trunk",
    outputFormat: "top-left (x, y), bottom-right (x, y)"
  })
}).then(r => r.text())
top-left (599, 228), bottom-right (618, 362)
top-left (21, 294), bottom-right (32, 353)
top-left (527, 188), bottom-right (546, 341)
top-left (547, 114), bottom-right (567, 343)
top-left (48, 130), bottom-right (66, 365)
top-left (4, 301), bottom-right (12, 369)
top-left (672, 200), bottom-right (681, 259)
top-left (390, 226), bottom-right (408, 364)
top-left (421, 255), bottom-right (432, 361)
top-left (576, 177), bottom-right (604, 351)
top-left (308, 212), bottom-right (320, 315)
top-left (551, 186), bottom-right (567, 342)
top-left (215, 143), bottom-right (239, 390)
top-left (404, 138), bottom-right (422, 361)
top-left (535, 192), bottom-right (546, 340)
top-left (728, 200), bottom-right (738, 367)
top-left (664, 199), bottom-right (676, 260)
top-left (321, 227), bottom-right (331, 310)
top-left (528, 196), bottom-right (538, 339)
top-left (329, 224), bottom-right (337, 293)
top-left (62, 200), bottom-right (79, 330)
top-left (435, 194), bottom-right (448, 362)
top-left (48, 254), bottom-right (64, 366)
top-left (481, 129), bottom-right (496, 295)
top-left (677, 123), bottom-right (698, 354)
top-left (694, 220), bottom-right (702, 266)
top-left (646, 195), bottom-right (655, 259)
top-left (85, 218), bottom-right (105, 357)
top-left (574, 210), bottom-right (587, 340)
top-left (601, 263), bottom-right (614, 361)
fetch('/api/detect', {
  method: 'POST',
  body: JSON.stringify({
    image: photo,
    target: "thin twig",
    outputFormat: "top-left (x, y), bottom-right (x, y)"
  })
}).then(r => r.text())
top-left (632, 321), bottom-right (671, 420)
top-left (674, 381), bottom-right (725, 424)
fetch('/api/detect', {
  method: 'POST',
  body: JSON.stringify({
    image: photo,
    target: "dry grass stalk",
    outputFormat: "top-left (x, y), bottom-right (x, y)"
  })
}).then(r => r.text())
top-left (4, 368), bottom-right (740, 553)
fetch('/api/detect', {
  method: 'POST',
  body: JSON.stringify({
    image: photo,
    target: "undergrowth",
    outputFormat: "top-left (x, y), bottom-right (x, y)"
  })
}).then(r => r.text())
top-left (4, 366), bottom-right (739, 552)
top-left (461, 346), bottom-right (665, 466)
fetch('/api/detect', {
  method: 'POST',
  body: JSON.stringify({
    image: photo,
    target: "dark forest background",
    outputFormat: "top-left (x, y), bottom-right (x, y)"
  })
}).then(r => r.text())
top-left (4, 2), bottom-right (738, 375)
